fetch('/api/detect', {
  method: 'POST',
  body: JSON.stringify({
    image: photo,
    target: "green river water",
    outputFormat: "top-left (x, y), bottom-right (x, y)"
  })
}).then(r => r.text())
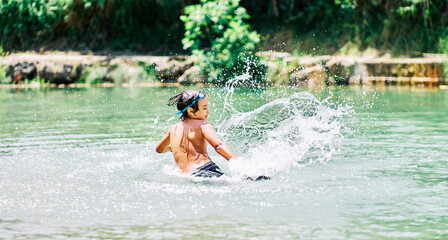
top-left (0, 85), bottom-right (447, 239)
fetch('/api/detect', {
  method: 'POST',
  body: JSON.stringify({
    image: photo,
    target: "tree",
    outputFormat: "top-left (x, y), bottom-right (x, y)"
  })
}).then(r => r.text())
top-left (181, 0), bottom-right (266, 84)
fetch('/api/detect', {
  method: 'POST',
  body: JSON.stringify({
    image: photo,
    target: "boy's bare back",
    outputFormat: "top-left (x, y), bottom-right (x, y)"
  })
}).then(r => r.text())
top-left (169, 119), bottom-right (211, 172)
top-left (156, 91), bottom-right (237, 174)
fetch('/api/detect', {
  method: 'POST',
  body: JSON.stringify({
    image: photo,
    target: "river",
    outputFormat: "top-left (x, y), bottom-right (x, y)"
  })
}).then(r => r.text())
top-left (1, 85), bottom-right (447, 239)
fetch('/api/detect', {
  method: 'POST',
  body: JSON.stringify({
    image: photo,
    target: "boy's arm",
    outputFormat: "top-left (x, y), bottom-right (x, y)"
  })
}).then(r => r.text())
top-left (155, 130), bottom-right (171, 153)
top-left (201, 122), bottom-right (237, 161)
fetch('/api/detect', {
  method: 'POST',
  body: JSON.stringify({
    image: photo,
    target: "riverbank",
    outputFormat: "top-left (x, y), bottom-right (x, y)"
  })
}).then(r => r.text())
top-left (1, 52), bottom-right (447, 87)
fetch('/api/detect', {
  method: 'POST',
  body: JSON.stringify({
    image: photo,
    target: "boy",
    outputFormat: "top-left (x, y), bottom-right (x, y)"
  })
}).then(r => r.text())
top-left (155, 90), bottom-right (237, 178)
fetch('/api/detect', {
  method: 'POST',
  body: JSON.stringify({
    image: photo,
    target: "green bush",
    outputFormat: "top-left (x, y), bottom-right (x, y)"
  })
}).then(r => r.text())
top-left (0, 0), bottom-right (188, 53)
top-left (62, 0), bottom-right (187, 52)
top-left (181, 0), bottom-right (266, 84)
top-left (1, 0), bottom-right (447, 56)
top-left (25, 76), bottom-right (47, 85)
top-left (0, 65), bottom-right (12, 84)
top-left (78, 66), bottom-right (108, 85)
top-left (243, 0), bottom-right (448, 56)
top-left (138, 61), bottom-right (158, 80)
top-left (439, 28), bottom-right (448, 78)
top-left (0, 0), bottom-right (68, 51)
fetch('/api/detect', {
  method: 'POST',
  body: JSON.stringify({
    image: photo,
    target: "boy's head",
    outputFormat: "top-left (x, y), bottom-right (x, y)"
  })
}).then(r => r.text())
top-left (168, 90), bottom-right (209, 120)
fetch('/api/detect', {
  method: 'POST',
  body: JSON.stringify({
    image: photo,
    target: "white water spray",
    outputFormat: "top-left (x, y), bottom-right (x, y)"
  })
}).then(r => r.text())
top-left (216, 76), bottom-right (352, 178)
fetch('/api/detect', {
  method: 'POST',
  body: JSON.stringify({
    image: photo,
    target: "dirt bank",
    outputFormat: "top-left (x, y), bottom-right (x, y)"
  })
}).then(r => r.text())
top-left (0, 52), bottom-right (447, 86)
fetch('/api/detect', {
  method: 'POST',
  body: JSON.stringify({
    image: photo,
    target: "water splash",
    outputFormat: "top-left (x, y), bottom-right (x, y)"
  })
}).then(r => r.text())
top-left (216, 77), bottom-right (353, 178)
top-left (216, 73), bottom-right (254, 123)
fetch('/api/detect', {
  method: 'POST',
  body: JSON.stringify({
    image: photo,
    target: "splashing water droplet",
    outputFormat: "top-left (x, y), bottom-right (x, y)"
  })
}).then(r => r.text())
top-left (215, 78), bottom-right (353, 177)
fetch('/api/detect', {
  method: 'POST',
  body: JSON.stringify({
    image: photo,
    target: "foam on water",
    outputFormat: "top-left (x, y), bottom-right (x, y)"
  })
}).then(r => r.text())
top-left (216, 76), bottom-right (353, 178)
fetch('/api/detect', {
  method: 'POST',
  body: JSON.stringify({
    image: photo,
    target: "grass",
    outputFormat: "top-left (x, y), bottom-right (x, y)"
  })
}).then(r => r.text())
top-left (0, 64), bottom-right (11, 84)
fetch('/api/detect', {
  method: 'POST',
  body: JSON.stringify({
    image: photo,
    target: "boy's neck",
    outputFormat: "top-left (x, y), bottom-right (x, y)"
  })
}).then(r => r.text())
top-left (184, 118), bottom-right (202, 121)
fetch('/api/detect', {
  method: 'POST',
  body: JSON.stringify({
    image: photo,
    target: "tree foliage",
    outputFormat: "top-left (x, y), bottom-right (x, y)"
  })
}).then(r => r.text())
top-left (181, 0), bottom-right (265, 83)
top-left (59, 0), bottom-right (192, 51)
top-left (241, 0), bottom-right (448, 55)
top-left (0, 0), bottom-right (194, 53)
top-left (0, 0), bottom-right (67, 51)
top-left (0, 0), bottom-right (447, 56)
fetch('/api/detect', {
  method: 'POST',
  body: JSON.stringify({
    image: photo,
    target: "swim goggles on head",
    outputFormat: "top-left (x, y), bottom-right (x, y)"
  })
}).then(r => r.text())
top-left (176, 91), bottom-right (205, 115)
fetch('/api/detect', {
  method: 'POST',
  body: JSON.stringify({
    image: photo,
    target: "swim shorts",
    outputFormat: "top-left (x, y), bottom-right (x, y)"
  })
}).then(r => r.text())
top-left (190, 161), bottom-right (224, 178)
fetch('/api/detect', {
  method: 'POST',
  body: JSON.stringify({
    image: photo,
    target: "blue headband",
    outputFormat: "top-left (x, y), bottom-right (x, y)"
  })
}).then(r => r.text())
top-left (176, 92), bottom-right (205, 115)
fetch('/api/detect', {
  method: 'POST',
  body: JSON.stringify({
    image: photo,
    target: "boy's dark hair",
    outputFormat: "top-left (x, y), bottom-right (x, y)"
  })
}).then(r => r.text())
top-left (168, 90), bottom-right (207, 120)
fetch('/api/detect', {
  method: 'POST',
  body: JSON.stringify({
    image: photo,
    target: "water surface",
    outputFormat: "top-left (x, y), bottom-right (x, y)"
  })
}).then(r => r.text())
top-left (1, 86), bottom-right (447, 239)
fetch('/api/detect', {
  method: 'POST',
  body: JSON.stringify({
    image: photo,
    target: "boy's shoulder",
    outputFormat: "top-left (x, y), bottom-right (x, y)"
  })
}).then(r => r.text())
top-left (198, 120), bottom-right (214, 132)
top-left (186, 120), bottom-right (213, 132)
top-left (199, 120), bottom-right (210, 125)
top-left (183, 119), bottom-right (211, 126)
top-left (168, 122), bottom-right (181, 132)
top-left (170, 120), bottom-right (211, 130)
top-left (197, 120), bottom-right (212, 128)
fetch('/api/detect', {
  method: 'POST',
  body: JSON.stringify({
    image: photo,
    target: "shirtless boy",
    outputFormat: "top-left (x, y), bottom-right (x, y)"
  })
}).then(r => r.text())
top-left (155, 90), bottom-right (237, 178)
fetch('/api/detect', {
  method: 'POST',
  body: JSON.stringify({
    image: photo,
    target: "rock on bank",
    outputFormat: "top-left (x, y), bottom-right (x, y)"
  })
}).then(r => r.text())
top-left (0, 52), bottom-right (447, 86)
top-left (0, 53), bottom-right (200, 85)
top-left (259, 52), bottom-right (447, 86)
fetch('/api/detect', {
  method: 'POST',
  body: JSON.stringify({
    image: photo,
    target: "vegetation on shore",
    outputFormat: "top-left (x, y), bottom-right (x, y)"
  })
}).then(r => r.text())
top-left (1, 0), bottom-right (447, 56)
top-left (181, 0), bottom-right (265, 83)
top-left (1, 0), bottom-right (447, 85)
